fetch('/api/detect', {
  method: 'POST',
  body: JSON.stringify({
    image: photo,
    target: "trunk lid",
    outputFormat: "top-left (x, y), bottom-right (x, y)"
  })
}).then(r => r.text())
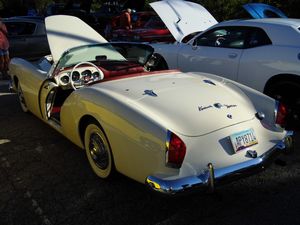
top-left (95, 72), bottom-right (255, 136)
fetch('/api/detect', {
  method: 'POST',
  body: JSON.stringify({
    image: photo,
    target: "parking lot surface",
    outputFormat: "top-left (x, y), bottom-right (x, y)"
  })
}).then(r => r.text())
top-left (0, 81), bottom-right (299, 225)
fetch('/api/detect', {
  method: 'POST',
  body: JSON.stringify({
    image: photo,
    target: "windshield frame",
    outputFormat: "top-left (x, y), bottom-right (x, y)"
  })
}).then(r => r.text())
top-left (52, 42), bottom-right (154, 77)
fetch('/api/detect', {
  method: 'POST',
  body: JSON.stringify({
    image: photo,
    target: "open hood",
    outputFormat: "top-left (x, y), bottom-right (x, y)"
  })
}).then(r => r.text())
top-left (243, 3), bottom-right (287, 19)
top-left (150, 0), bottom-right (218, 42)
top-left (45, 15), bottom-right (107, 63)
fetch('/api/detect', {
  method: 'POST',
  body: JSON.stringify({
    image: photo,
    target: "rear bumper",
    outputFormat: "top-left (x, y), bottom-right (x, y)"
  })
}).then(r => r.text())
top-left (146, 131), bottom-right (294, 195)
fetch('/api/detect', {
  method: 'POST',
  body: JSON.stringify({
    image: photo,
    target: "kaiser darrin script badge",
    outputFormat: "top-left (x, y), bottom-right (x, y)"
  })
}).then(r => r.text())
top-left (198, 103), bottom-right (237, 111)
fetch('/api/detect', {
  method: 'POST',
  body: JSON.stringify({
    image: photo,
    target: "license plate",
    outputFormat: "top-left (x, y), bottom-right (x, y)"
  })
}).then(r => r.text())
top-left (230, 128), bottom-right (258, 152)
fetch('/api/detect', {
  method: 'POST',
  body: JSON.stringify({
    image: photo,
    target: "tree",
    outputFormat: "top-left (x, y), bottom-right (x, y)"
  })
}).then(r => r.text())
top-left (1, 0), bottom-right (300, 18)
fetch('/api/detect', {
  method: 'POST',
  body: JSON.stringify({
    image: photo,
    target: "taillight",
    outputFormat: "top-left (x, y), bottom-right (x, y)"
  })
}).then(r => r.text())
top-left (275, 101), bottom-right (287, 127)
top-left (166, 131), bottom-right (186, 168)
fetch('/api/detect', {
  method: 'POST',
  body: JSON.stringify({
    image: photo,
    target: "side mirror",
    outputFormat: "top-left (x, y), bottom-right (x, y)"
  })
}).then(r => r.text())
top-left (191, 39), bottom-right (198, 50)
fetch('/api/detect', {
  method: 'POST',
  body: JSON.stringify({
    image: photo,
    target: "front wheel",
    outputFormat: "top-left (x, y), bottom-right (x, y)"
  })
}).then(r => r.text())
top-left (17, 82), bottom-right (28, 113)
top-left (84, 123), bottom-right (113, 178)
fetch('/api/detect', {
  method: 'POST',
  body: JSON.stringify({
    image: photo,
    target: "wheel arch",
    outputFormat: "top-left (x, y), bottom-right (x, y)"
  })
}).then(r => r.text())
top-left (78, 114), bottom-right (114, 155)
top-left (264, 74), bottom-right (300, 94)
top-left (13, 75), bottom-right (19, 86)
top-left (79, 115), bottom-right (102, 147)
top-left (149, 53), bottom-right (169, 71)
top-left (10, 75), bottom-right (19, 92)
top-left (263, 74), bottom-right (300, 128)
top-left (154, 53), bottom-right (169, 68)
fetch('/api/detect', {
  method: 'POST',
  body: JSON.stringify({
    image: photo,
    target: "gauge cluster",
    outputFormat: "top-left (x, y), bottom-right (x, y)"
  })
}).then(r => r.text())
top-left (57, 66), bottom-right (102, 88)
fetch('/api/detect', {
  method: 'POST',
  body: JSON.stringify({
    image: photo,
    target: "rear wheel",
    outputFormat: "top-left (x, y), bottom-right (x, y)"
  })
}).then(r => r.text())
top-left (17, 82), bottom-right (28, 113)
top-left (84, 123), bottom-right (113, 178)
top-left (265, 81), bottom-right (300, 129)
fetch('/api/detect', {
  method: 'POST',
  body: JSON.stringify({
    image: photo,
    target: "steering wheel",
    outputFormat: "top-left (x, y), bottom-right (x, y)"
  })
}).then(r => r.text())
top-left (70, 61), bottom-right (104, 90)
top-left (215, 37), bottom-right (226, 47)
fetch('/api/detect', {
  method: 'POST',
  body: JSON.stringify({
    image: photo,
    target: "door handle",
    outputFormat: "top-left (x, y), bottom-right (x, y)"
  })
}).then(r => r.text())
top-left (228, 53), bottom-right (238, 58)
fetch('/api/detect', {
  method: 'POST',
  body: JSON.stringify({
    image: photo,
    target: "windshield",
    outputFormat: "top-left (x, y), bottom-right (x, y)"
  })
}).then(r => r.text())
top-left (56, 42), bottom-right (154, 70)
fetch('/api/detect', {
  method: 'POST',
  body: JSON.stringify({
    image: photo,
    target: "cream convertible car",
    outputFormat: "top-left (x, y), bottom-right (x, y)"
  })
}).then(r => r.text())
top-left (9, 16), bottom-right (293, 195)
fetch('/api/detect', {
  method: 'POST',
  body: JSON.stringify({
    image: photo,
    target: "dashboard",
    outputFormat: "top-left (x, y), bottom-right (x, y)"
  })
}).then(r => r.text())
top-left (56, 66), bottom-right (102, 89)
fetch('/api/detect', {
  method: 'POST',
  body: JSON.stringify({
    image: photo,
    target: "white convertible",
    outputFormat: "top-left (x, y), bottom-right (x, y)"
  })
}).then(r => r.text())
top-left (150, 0), bottom-right (300, 128)
top-left (8, 15), bottom-right (293, 195)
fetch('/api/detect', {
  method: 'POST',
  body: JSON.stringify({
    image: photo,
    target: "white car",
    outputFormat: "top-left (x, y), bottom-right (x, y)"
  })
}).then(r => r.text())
top-left (150, 0), bottom-right (300, 128)
top-left (8, 15), bottom-right (293, 195)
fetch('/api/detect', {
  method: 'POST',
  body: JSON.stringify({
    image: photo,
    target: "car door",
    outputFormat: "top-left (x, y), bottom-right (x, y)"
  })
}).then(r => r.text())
top-left (39, 79), bottom-right (58, 121)
top-left (236, 27), bottom-right (274, 92)
top-left (178, 26), bottom-right (247, 81)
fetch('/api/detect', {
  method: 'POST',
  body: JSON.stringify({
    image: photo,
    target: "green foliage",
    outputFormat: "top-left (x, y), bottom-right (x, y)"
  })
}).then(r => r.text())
top-left (1, 0), bottom-right (300, 18)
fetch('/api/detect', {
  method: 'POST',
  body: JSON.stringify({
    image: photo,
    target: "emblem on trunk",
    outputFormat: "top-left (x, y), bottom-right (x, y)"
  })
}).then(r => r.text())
top-left (214, 103), bottom-right (223, 109)
top-left (227, 114), bottom-right (233, 119)
top-left (143, 90), bottom-right (157, 97)
top-left (198, 104), bottom-right (237, 112)
top-left (198, 105), bottom-right (213, 111)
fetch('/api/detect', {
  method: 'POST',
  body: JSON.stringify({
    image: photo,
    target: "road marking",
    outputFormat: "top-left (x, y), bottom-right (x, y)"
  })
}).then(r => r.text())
top-left (24, 191), bottom-right (53, 225)
top-left (0, 139), bottom-right (11, 145)
top-left (0, 93), bottom-right (15, 96)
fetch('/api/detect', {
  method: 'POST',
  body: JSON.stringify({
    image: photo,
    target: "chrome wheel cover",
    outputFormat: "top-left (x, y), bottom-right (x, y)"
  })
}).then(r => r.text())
top-left (88, 133), bottom-right (109, 170)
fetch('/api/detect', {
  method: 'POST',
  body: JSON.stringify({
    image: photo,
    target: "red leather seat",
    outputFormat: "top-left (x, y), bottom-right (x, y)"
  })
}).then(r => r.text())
top-left (100, 65), bottom-right (145, 79)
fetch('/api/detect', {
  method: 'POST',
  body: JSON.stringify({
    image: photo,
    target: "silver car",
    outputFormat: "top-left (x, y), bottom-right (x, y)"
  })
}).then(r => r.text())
top-left (4, 17), bottom-right (50, 61)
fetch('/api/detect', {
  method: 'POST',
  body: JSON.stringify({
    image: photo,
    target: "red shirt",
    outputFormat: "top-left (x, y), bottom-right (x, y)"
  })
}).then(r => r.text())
top-left (120, 12), bottom-right (132, 29)
top-left (0, 22), bottom-right (9, 50)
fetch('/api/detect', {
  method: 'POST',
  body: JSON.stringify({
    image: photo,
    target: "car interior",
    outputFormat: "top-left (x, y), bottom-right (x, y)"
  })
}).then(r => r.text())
top-left (36, 43), bottom-right (158, 124)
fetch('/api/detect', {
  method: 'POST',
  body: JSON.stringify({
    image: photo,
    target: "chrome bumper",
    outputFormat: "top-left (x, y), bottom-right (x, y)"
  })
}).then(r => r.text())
top-left (146, 131), bottom-right (294, 195)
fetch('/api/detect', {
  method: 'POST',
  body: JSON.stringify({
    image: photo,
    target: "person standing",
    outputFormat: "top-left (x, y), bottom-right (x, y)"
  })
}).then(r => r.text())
top-left (120, 8), bottom-right (132, 30)
top-left (0, 18), bottom-right (9, 79)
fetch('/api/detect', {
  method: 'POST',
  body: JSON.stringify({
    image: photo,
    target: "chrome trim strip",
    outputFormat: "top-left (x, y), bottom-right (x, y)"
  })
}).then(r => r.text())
top-left (274, 100), bottom-right (279, 120)
top-left (165, 130), bottom-right (172, 165)
top-left (8, 80), bottom-right (14, 93)
top-left (274, 100), bottom-right (280, 126)
top-left (146, 131), bottom-right (293, 195)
